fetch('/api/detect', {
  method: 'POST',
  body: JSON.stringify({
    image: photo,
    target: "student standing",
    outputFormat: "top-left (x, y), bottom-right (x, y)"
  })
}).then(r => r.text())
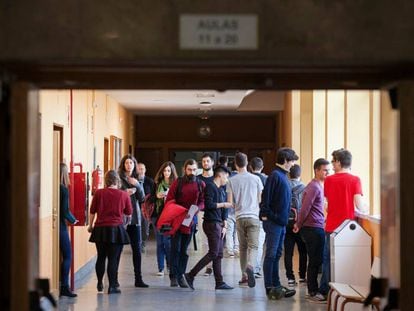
top-left (319, 148), bottom-right (366, 296)
top-left (118, 154), bottom-right (149, 288)
top-left (294, 158), bottom-right (330, 303)
top-left (88, 170), bottom-right (132, 294)
top-left (284, 164), bottom-right (307, 286)
top-left (137, 162), bottom-right (155, 253)
top-left (197, 152), bottom-right (215, 276)
top-left (260, 147), bottom-right (298, 300)
top-left (59, 163), bottom-right (78, 298)
top-left (152, 161), bottom-right (178, 276)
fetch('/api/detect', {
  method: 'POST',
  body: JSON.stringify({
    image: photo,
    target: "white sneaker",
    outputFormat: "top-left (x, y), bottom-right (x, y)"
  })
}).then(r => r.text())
top-left (287, 279), bottom-right (297, 287)
top-left (308, 293), bottom-right (327, 304)
top-left (157, 270), bottom-right (164, 276)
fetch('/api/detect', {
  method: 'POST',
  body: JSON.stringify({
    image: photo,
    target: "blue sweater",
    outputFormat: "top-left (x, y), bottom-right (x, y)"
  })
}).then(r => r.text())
top-left (260, 166), bottom-right (291, 226)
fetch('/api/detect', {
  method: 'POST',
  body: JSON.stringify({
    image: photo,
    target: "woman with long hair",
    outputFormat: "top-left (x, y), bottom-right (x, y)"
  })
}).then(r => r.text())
top-left (118, 154), bottom-right (149, 287)
top-left (152, 161), bottom-right (178, 276)
top-left (59, 163), bottom-right (78, 297)
top-left (88, 170), bottom-right (132, 294)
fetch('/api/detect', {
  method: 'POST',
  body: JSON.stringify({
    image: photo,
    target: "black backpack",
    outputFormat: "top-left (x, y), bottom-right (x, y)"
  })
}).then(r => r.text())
top-left (287, 183), bottom-right (305, 228)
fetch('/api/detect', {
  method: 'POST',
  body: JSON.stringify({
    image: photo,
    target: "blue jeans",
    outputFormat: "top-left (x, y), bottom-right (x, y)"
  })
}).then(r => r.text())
top-left (263, 221), bottom-right (286, 289)
top-left (319, 232), bottom-right (331, 295)
top-left (155, 227), bottom-right (171, 272)
top-left (126, 225), bottom-right (143, 280)
top-left (59, 227), bottom-right (72, 287)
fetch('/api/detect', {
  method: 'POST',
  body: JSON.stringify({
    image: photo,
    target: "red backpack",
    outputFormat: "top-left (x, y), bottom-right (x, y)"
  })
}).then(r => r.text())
top-left (141, 193), bottom-right (155, 221)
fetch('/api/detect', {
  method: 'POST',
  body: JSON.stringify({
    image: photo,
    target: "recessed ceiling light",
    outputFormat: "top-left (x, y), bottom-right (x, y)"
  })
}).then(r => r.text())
top-left (196, 93), bottom-right (215, 98)
top-left (199, 101), bottom-right (212, 106)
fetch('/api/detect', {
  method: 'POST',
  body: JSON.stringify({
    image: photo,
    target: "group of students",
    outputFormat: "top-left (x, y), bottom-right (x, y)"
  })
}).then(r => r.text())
top-left (59, 147), bottom-right (365, 304)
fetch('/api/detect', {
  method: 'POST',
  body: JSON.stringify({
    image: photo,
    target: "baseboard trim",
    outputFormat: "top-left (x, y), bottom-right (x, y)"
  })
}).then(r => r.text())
top-left (74, 255), bottom-right (96, 290)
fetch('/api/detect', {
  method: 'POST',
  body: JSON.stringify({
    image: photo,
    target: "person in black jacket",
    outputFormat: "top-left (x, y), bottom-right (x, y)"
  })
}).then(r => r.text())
top-left (118, 154), bottom-right (149, 288)
top-left (59, 163), bottom-right (78, 297)
top-left (184, 166), bottom-right (234, 290)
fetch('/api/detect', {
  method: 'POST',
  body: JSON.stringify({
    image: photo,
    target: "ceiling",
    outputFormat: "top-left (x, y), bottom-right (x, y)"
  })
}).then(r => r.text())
top-left (104, 90), bottom-right (285, 115)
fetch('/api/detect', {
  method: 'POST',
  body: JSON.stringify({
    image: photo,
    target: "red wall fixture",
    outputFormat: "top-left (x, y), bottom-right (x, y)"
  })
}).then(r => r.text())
top-left (71, 163), bottom-right (89, 226)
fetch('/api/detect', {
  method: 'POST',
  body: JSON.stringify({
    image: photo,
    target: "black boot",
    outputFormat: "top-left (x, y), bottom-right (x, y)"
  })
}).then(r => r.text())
top-left (108, 287), bottom-right (121, 294)
top-left (60, 285), bottom-right (77, 298)
top-left (170, 276), bottom-right (178, 287)
top-left (135, 278), bottom-right (149, 288)
top-left (178, 276), bottom-right (188, 288)
top-left (97, 281), bottom-right (103, 292)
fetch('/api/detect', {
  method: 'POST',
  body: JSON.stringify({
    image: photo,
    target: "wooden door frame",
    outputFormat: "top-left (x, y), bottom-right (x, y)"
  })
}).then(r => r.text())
top-left (51, 125), bottom-right (63, 294)
top-left (3, 64), bottom-right (413, 309)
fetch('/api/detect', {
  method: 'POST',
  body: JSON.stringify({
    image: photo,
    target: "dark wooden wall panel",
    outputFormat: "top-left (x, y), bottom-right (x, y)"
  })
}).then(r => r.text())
top-left (135, 116), bottom-right (276, 143)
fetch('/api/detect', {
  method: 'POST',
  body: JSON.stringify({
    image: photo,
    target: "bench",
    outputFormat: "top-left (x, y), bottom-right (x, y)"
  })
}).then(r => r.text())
top-left (327, 257), bottom-right (381, 311)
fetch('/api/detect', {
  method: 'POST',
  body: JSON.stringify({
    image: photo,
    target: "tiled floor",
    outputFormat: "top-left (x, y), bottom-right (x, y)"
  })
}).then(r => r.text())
top-left (58, 234), bottom-right (326, 311)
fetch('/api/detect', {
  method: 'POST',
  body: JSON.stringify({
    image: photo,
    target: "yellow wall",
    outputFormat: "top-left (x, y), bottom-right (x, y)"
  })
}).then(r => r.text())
top-left (39, 90), bottom-right (133, 280)
top-left (282, 89), bottom-right (382, 257)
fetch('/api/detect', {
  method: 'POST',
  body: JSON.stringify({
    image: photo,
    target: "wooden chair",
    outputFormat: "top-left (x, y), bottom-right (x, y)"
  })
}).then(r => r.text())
top-left (327, 257), bottom-right (381, 311)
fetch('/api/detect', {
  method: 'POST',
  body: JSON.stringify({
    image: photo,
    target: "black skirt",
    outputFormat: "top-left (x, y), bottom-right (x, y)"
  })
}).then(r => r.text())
top-left (89, 225), bottom-right (130, 244)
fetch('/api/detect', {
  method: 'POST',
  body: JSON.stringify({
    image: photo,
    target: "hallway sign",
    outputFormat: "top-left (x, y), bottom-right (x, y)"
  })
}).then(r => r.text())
top-left (179, 14), bottom-right (258, 50)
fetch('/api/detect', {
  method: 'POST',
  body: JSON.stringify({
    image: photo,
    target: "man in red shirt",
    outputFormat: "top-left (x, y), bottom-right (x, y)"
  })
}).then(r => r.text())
top-left (319, 148), bottom-right (366, 296)
top-left (165, 159), bottom-right (205, 288)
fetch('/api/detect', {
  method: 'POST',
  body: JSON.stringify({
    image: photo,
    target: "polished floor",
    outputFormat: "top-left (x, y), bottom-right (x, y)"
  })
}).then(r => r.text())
top-left (58, 233), bottom-right (326, 311)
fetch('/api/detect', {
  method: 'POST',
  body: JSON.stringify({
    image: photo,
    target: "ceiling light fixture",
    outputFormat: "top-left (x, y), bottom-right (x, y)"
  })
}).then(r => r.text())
top-left (196, 93), bottom-right (215, 98)
top-left (199, 101), bottom-right (212, 106)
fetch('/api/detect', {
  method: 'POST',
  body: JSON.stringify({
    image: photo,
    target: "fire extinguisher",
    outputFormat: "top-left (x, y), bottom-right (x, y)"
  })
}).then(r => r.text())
top-left (91, 165), bottom-right (103, 195)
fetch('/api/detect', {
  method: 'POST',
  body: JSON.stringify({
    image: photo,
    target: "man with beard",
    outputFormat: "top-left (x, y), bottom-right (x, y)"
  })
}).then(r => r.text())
top-left (197, 153), bottom-right (215, 276)
top-left (165, 159), bottom-right (205, 288)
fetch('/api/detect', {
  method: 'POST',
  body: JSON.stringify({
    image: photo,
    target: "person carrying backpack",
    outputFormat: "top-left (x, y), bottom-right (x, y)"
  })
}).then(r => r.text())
top-left (284, 164), bottom-right (307, 287)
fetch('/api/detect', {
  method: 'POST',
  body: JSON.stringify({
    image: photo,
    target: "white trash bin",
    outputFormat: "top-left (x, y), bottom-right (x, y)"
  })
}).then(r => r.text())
top-left (330, 219), bottom-right (372, 288)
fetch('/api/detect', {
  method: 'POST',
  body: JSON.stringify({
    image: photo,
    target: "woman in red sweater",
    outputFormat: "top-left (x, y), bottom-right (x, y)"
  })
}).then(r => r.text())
top-left (88, 170), bottom-right (132, 294)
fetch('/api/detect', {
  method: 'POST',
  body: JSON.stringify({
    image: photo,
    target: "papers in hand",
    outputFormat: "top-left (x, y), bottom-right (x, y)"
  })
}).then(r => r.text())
top-left (182, 205), bottom-right (199, 227)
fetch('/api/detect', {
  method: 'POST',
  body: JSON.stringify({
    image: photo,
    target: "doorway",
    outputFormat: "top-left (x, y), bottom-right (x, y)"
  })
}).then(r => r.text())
top-left (52, 125), bottom-right (63, 294)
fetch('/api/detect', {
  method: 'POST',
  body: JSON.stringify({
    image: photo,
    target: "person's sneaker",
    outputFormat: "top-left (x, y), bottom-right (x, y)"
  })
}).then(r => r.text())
top-left (238, 277), bottom-right (249, 287)
top-left (234, 250), bottom-right (240, 257)
top-left (267, 287), bottom-right (284, 300)
top-left (157, 270), bottom-right (164, 276)
top-left (308, 292), bottom-right (327, 303)
top-left (170, 277), bottom-right (178, 287)
top-left (184, 273), bottom-right (194, 290)
top-left (203, 267), bottom-right (213, 276)
top-left (215, 283), bottom-right (234, 290)
top-left (288, 279), bottom-right (297, 287)
top-left (245, 265), bottom-right (255, 288)
top-left (281, 286), bottom-right (296, 298)
top-left (227, 251), bottom-right (235, 258)
top-left (299, 278), bottom-right (307, 283)
top-left (254, 272), bottom-right (262, 279)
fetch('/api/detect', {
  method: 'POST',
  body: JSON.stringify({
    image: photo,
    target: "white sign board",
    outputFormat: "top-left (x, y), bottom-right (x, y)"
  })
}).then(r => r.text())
top-left (180, 14), bottom-right (258, 50)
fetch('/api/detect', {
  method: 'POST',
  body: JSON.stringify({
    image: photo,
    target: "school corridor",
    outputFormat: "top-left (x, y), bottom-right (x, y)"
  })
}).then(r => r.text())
top-left (57, 238), bottom-right (325, 311)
